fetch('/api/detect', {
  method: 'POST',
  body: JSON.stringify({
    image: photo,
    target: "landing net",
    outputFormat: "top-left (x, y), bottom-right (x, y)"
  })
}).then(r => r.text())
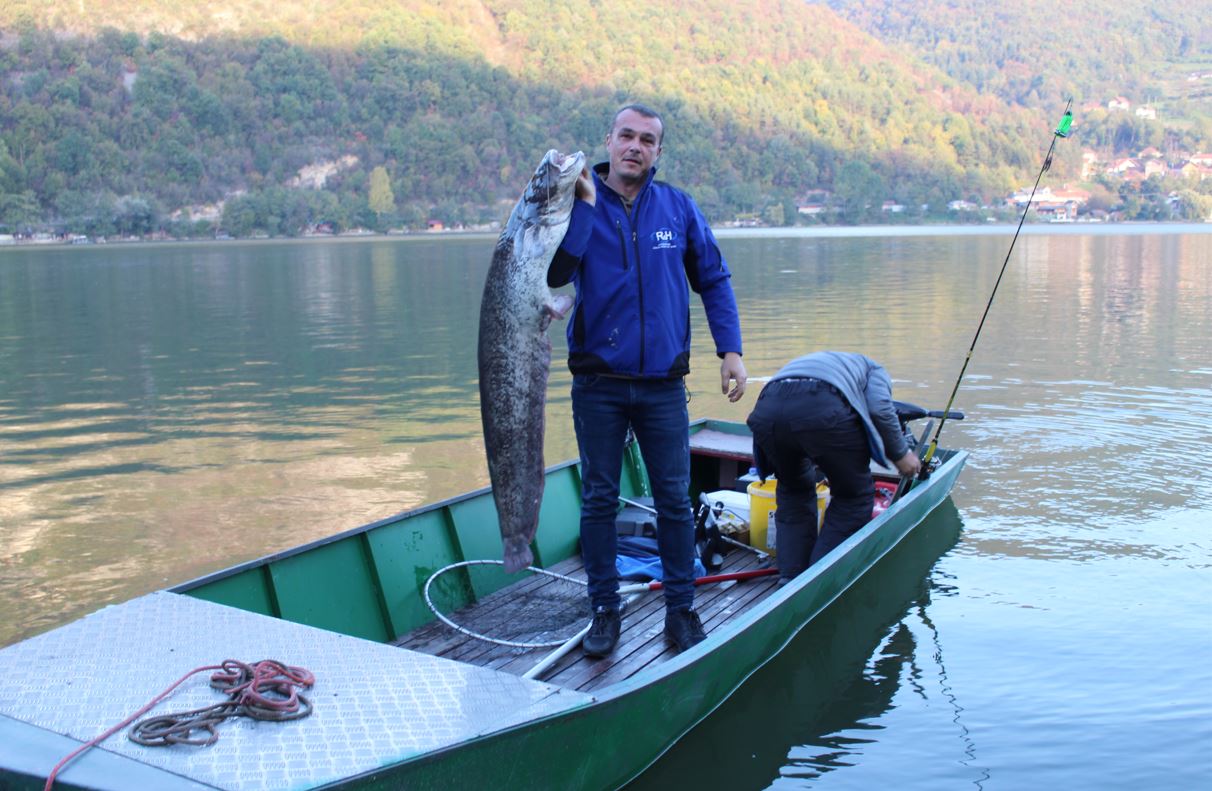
top-left (423, 560), bottom-right (594, 649)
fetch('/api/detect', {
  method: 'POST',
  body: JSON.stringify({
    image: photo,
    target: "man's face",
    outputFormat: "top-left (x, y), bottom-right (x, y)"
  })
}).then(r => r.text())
top-left (605, 109), bottom-right (663, 184)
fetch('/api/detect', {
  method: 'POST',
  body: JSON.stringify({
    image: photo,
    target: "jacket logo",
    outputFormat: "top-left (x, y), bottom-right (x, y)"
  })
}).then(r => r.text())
top-left (651, 228), bottom-right (678, 250)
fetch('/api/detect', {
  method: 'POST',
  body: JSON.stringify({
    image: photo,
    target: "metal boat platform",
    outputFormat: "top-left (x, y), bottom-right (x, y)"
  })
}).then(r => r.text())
top-left (0, 592), bottom-right (590, 789)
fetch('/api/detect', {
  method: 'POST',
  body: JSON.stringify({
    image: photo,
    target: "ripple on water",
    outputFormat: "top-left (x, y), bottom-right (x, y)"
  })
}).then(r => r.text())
top-left (951, 377), bottom-right (1212, 532)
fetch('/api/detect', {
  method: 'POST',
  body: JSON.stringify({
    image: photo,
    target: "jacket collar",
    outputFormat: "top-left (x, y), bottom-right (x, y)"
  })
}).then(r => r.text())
top-left (592, 161), bottom-right (657, 203)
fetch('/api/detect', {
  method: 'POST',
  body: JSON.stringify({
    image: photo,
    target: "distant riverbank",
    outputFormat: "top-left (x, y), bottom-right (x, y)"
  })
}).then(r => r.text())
top-left (715, 221), bottom-right (1212, 238)
top-left (3, 221), bottom-right (1209, 251)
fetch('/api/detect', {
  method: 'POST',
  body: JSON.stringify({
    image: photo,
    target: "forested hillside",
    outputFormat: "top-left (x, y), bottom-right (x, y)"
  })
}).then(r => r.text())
top-left (0, 1), bottom-right (1208, 238)
top-left (825, 0), bottom-right (1209, 110)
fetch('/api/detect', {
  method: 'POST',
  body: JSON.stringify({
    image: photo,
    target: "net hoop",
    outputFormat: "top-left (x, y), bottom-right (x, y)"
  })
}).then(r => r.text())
top-left (422, 559), bottom-right (592, 649)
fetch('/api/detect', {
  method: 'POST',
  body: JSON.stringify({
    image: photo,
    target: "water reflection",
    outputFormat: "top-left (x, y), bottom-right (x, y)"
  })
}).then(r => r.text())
top-left (0, 239), bottom-right (500, 644)
top-left (627, 501), bottom-right (975, 790)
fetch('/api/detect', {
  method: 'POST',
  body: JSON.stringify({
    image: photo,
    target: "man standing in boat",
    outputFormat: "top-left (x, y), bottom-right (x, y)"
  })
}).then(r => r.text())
top-left (746, 351), bottom-right (921, 581)
top-left (548, 103), bottom-right (747, 657)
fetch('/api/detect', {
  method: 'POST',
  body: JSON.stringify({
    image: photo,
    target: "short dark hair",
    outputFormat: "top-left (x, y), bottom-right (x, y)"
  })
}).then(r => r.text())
top-left (611, 103), bottom-right (664, 144)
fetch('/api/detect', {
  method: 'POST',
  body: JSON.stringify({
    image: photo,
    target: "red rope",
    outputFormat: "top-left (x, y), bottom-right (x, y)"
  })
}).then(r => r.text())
top-left (44, 659), bottom-right (314, 790)
top-left (208, 659), bottom-right (315, 718)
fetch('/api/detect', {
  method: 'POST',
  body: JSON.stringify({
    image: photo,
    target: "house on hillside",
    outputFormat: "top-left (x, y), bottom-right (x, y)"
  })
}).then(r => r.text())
top-left (1108, 96), bottom-right (1131, 112)
top-left (1190, 153), bottom-right (1212, 167)
top-left (1135, 105), bottom-right (1157, 120)
top-left (1031, 201), bottom-right (1075, 221)
top-left (1143, 159), bottom-right (1167, 178)
top-left (1107, 158), bottom-right (1140, 175)
top-left (1006, 186), bottom-right (1089, 221)
top-left (795, 189), bottom-right (832, 217)
top-left (1138, 146), bottom-right (1162, 160)
top-left (1180, 162), bottom-right (1212, 181)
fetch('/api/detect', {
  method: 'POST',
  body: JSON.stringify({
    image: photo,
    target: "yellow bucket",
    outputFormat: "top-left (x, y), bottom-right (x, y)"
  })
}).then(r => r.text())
top-left (747, 479), bottom-right (778, 553)
top-left (747, 479), bottom-right (831, 553)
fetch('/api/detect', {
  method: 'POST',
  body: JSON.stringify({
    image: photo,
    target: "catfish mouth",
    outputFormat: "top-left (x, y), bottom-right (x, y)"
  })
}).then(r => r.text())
top-left (550, 149), bottom-right (585, 188)
top-left (535, 149), bottom-right (585, 219)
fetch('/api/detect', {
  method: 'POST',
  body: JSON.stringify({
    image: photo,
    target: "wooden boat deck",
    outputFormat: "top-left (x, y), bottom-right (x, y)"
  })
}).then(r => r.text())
top-left (394, 544), bottom-right (779, 691)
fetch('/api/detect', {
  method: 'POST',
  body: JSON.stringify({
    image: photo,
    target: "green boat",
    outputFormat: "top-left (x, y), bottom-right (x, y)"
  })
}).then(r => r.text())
top-left (0, 414), bottom-right (966, 790)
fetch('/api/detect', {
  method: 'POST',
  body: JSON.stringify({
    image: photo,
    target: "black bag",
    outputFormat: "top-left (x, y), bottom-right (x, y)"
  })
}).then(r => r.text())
top-left (616, 497), bottom-right (657, 538)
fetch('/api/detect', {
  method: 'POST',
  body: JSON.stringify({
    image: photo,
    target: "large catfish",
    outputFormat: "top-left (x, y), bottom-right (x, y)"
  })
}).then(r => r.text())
top-left (478, 149), bottom-right (584, 572)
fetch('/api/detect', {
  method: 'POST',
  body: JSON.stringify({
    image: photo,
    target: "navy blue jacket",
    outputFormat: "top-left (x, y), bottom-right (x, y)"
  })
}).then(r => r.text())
top-left (548, 163), bottom-right (742, 379)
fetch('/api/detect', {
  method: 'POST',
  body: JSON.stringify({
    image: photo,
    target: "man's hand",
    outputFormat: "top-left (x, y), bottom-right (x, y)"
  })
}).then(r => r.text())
top-left (575, 165), bottom-right (596, 206)
top-left (720, 352), bottom-right (747, 403)
top-left (894, 450), bottom-right (922, 477)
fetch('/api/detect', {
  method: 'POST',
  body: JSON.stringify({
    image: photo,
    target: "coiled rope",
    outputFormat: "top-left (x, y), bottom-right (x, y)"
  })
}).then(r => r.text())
top-left (45, 659), bottom-right (314, 790)
top-left (129, 659), bottom-right (314, 746)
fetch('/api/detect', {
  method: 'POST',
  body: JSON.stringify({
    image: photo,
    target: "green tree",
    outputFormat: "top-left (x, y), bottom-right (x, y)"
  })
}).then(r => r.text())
top-left (834, 160), bottom-right (885, 224)
top-left (368, 165), bottom-right (394, 222)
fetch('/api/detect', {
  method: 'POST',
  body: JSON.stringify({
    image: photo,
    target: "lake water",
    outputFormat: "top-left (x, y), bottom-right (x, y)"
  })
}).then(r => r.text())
top-left (1, 226), bottom-right (1209, 788)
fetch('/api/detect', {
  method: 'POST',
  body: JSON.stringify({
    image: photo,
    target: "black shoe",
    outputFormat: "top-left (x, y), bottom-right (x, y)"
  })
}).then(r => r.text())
top-left (664, 607), bottom-right (706, 652)
top-left (582, 605), bottom-right (622, 657)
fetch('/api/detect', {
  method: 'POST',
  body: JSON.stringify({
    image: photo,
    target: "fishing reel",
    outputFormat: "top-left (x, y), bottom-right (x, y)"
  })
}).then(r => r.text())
top-left (891, 400), bottom-right (966, 496)
top-left (893, 400), bottom-right (964, 452)
top-left (694, 493), bottom-right (739, 571)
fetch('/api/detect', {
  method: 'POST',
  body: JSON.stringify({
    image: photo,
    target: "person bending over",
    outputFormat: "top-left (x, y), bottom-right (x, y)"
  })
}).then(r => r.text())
top-left (746, 351), bottom-right (920, 581)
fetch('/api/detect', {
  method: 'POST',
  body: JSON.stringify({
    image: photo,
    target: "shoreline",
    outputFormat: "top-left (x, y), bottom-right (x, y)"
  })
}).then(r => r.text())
top-left (1, 221), bottom-right (1209, 251)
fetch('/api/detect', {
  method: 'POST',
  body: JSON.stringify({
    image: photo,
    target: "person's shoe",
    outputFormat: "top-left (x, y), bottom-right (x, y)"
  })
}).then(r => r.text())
top-left (664, 607), bottom-right (707, 652)
top-left (582, 605), bottom-right (622, 657)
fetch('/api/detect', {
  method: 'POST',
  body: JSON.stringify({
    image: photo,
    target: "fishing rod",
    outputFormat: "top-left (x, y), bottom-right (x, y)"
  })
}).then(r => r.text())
top-left (912, 100), bottom-right (1074, 481)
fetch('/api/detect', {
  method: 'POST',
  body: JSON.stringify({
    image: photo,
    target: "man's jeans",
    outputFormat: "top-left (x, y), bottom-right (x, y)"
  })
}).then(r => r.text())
top-left (746, 378), bottom-right (875, 579)
top-left (572, 374), bottom-right (695, 611)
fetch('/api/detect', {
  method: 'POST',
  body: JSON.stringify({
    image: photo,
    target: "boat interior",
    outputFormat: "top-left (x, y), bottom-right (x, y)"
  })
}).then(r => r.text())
top-left (393, 533), bottom-right (781, 691)
top-left (394, 427), bottom-right (902, 690)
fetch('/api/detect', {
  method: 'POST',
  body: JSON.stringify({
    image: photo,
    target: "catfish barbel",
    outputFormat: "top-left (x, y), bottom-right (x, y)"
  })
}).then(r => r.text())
top-left (478, 149), bottom-right (584, 572)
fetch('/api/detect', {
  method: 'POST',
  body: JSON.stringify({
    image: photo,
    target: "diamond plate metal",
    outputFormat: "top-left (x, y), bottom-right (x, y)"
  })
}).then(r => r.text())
top-left (0, 592), bottom-right (590, 789)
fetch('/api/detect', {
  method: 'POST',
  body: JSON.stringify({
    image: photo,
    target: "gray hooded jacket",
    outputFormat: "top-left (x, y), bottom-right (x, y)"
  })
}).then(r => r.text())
top-left (769, 351), bottom-right (909, 466)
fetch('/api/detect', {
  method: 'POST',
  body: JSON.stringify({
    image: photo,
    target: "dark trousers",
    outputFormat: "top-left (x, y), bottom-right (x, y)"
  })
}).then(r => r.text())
top-left (746, 378), bottom-right (875, 579)
top-left (571, 374), bottom-right (694, 610)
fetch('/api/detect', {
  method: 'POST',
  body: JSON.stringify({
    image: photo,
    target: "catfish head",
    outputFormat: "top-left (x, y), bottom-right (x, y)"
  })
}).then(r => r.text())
top-left (525, 149), bottom-right (585, 223)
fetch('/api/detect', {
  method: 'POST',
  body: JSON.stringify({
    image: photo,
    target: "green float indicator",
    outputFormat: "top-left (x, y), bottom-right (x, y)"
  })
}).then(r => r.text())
top-left (1055, 111), bottom-right (1073, 138)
